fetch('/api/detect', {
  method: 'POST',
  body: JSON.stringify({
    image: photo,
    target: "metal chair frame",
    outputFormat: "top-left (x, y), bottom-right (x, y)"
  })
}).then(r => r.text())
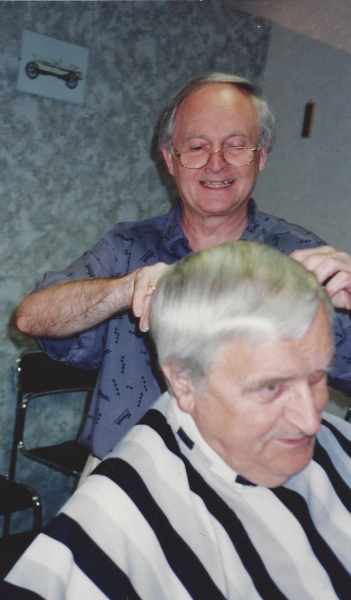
top-left (0, 474), bottom-right (42, 576)
top-left (0, 475), bottom-right (42, 537)
top-left (9, 349), bottom-right (98, 480)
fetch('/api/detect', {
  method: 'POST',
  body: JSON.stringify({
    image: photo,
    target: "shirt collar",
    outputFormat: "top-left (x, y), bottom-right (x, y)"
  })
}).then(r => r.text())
top-left (164, 197), bottom-right (258, 252)
top-left (166, 393), bottom-right (255, 486)
top-left (241, 198), bottom-right (291, 242)
top-left (164, 196), bottom-right (290, 255)
top-left (163, 198), bottom-right (192, 258)
top-left (239, 197), bottom-right (264, 242)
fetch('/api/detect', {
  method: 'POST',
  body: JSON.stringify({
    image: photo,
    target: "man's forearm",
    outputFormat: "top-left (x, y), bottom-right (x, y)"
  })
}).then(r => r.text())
top-left (15, 274), bottom-right (135, 338)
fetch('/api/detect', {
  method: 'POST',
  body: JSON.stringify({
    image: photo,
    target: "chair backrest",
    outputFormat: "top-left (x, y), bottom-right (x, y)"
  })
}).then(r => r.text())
top-left (17, 350), bottom-right (98, 395)
top-left (9, 350), bottom-right (98, 479)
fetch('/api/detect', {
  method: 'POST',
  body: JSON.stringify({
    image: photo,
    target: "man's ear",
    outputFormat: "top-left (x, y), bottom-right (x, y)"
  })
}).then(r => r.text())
top-left (161, 363), bottom-right (196, 414)
top-left (161, 145), bottom-right (175, 176)
top-left (258, 147), bottom-right (268, 172)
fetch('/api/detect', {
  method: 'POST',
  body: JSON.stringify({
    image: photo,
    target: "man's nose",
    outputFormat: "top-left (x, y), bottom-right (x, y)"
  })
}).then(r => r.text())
top-left (283, 383), bottom-right (326, 436)
top-left (206, 149), bottom-right (227, 171)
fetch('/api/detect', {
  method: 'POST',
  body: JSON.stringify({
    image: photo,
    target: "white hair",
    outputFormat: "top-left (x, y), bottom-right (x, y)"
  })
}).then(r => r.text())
top-left (150, 241), bottom-right (334, 384)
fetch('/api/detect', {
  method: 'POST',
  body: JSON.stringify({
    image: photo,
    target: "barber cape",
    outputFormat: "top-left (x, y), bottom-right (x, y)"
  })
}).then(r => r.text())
top-left (3, 392), bottom-right (351, 600)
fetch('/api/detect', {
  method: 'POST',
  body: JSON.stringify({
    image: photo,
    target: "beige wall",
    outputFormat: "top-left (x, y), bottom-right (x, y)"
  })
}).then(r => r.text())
top-left (231, 0), bottom-right (351, 54)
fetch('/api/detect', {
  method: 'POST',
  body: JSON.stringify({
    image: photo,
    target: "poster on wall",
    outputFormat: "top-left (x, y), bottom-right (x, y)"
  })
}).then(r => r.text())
top-left (17, 30), bottom-right (89, 105)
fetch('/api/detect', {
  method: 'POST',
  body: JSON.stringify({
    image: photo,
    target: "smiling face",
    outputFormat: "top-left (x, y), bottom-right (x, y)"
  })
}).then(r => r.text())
top-left (162, 83), bottom-right (267, 225)
top-left (164, 303), bottom-right (333, 488)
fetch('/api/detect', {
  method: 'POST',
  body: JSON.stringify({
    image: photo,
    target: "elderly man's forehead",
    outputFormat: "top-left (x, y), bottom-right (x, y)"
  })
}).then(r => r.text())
top-left (173, 82), bottom-right (259, 125)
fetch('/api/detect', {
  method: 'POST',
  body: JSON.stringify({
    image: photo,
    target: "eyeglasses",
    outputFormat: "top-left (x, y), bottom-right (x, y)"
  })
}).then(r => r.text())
top-left (173, 144), bottom-right (259, 169)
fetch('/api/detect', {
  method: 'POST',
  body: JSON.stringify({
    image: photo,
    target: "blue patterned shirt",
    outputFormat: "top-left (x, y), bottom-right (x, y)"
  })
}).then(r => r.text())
top-left (37, 198), bottom-right (351, 458)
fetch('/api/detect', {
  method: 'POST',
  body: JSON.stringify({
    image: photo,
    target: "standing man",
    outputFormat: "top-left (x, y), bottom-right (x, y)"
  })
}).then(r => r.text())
top-left (15, 73), bottom-right (351, 462)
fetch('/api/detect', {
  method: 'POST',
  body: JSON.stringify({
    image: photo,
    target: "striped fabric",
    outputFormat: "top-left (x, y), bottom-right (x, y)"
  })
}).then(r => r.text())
top-left (3, 393), bottom-right (351, 600)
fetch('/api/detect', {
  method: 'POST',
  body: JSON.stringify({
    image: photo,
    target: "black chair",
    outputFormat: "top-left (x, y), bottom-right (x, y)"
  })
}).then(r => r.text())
top-left (9, 350), bottom-right (98, 480)
top-left (0, 475), bottom-right (42, 577)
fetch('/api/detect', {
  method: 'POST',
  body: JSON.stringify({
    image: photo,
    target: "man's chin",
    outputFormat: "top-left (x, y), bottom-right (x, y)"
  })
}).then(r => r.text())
top-left (255, 443), bottom-right (315, 487)
top-left (274, 449), bottom-right (315, 485)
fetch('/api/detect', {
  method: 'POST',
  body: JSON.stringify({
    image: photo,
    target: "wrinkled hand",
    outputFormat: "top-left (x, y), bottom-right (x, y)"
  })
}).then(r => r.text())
top-left (291, 246), bottom-right (351, 310)
top-left (132, 262), bottom-right (171, 331)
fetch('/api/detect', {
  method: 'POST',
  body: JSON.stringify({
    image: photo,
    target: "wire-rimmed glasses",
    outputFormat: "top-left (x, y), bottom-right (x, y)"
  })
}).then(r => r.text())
top-left (173, 143), bottom-right (259, 169)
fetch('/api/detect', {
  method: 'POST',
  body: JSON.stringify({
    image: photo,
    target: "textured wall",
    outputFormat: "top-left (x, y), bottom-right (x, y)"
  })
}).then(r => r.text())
top-left (0, 1), bottom-right (271, 526)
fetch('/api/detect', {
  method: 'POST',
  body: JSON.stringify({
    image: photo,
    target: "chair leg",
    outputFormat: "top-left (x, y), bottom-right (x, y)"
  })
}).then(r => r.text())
top-left (33, 499), bottom-right (42, 536)
top-left (2, 513), bottom-right (11, 538)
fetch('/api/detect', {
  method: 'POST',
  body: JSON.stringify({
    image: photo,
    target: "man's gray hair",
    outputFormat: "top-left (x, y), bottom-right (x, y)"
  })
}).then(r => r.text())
top-left (158, 72), bottom-right (275, 153)
top-left (150, 241), bottom-right (334, 383)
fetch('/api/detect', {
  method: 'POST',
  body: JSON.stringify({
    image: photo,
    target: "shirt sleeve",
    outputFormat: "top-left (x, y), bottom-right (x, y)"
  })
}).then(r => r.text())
top-left (34, 228), bottom-right (129, 370)
top-left (328, 311), bottom-right (351, 393)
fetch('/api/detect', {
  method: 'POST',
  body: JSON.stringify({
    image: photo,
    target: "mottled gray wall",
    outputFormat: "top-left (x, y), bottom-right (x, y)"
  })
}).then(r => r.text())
top-left (0, 1), bottom-right (271, 525)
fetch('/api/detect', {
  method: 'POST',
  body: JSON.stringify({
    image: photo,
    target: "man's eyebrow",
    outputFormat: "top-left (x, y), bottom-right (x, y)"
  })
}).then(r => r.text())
top-left (246, 362), bottom-right (335, 391)
top-left (183, 132), bottom-right (247, 141)
top-left (245, 376), bottom-right (289, 390)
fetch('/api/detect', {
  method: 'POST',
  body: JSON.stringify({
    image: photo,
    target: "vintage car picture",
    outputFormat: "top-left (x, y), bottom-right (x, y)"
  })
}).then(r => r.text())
top-left (25, 56), bottom-right (83, 89)
top-left (17, 30), bottom-right (89, 105)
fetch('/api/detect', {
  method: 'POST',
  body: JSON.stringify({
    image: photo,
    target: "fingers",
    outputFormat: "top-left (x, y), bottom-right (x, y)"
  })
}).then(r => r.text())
top-left (131, 262), bottom-right (170, 331)
top-left (323, 271), bottom-right (351, 310)
top-left (291, 246), bottom-right (351, 310)
top-left (138, 292), bottom-right (154, 332)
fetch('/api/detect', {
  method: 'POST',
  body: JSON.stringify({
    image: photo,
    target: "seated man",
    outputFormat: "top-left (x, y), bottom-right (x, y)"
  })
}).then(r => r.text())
top-left (3, 242), bottom-right (351, 599)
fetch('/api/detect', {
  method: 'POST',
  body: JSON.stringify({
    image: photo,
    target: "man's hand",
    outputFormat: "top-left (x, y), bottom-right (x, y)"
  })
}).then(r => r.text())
top-left (16, 262), bottom-right (171, 338)
top-left (291, 246), bottom-right (351, 310)
top-left (132, 262), bottom-right (170, 331)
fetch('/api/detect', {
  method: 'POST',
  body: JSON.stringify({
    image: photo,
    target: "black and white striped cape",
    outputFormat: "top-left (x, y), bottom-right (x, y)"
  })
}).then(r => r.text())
top-left (3, 393), bottom-right (351, 600)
